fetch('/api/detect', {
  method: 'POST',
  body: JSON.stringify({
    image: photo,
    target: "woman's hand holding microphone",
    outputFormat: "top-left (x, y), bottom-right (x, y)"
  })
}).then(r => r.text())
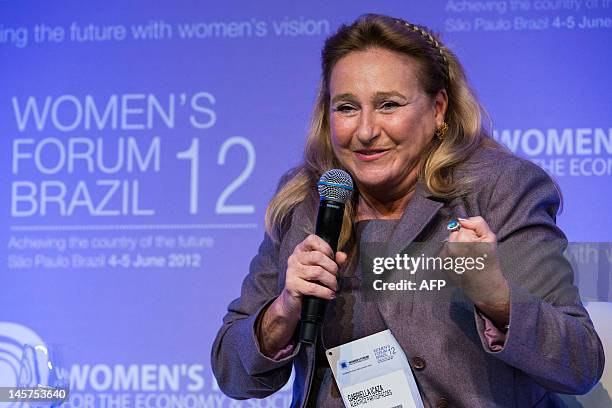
top-left (258, 234), bottom-right (347, 358)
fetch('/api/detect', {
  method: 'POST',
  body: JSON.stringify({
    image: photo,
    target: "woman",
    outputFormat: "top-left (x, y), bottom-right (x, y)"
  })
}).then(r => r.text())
top-left (211, 14), bottom-right (604, 407)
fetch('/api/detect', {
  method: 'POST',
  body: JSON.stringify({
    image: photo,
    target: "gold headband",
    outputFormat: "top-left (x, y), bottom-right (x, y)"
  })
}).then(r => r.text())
top-left (395, 19), bottom-right (449, 84)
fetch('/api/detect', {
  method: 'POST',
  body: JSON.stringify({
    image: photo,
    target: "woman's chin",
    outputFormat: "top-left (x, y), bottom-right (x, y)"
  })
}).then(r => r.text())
top-left (354, 175), bottom-right (394, 192)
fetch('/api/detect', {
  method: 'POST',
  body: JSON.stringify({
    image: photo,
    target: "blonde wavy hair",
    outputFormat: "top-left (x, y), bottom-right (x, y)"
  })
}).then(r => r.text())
top-left (265, 14), bottom-right (497, 249)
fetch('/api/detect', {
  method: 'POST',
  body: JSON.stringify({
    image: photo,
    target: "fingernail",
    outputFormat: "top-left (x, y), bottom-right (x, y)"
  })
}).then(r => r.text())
top-left (458, 217), bottom-right (468, 221)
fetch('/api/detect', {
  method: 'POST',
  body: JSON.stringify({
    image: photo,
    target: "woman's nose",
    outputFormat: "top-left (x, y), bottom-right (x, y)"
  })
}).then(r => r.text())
top-left (356, 110), bottom-right (380, 145)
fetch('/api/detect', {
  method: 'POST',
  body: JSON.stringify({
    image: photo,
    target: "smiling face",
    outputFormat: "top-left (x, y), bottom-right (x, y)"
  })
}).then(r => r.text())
top-left (328, 47), bottom-right (447, 199)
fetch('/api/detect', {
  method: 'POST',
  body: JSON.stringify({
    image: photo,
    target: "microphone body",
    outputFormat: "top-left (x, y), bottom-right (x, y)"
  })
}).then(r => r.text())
top-left (299, 169), bottom-right (353, 344)
top-left (299, 200), bottom-right (344, 344)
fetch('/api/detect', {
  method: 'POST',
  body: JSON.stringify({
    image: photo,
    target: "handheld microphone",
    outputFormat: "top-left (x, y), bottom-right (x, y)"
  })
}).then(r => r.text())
top-left (299, 169), bottom-right (353, 344)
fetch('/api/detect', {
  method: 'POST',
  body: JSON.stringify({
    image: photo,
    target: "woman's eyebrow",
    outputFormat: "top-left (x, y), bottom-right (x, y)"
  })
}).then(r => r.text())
top-left (330, 93), bottom-right (356, 104)
top-left (331, 91), bottom-right (408, 105)
top-left (372, 91), bottom-right (407, 101)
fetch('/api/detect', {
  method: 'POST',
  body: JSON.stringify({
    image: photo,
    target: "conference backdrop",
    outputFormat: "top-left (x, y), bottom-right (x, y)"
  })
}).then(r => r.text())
top-left (1, 1), bottom-right (611, 407)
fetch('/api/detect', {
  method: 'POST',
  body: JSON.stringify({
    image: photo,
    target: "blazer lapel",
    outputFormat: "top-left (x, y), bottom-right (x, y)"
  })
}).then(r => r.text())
top-left (376, 183), bottom-right (444, 334)
top-left (385, 183), bottom-right (443, 257)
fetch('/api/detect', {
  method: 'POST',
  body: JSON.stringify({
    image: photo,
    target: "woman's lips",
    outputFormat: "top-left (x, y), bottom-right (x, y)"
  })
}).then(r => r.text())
top-left (354, 149), bottom-right (389, 162)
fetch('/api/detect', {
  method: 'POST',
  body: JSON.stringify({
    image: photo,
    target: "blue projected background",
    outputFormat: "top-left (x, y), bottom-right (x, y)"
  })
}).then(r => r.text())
top-left (1, 1), bottom-right (611, 407)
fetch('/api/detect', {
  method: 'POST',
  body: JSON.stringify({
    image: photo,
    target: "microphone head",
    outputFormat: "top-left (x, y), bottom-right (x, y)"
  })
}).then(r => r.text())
top-left (317, 169), bottom-right (354, 204)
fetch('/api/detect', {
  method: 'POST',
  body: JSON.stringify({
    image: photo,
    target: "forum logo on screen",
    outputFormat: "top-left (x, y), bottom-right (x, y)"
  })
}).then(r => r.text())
top-left (0, 322), bottom-right (47, 408)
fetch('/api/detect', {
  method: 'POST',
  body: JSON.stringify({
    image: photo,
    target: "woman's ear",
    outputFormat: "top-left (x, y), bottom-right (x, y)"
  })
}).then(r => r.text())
top-left (434, 89), bottom-right (448, 126)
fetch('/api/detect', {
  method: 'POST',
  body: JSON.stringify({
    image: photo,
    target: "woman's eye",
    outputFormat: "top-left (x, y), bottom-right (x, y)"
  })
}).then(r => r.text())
top-left (335, 104), bottom-right (357, 113)
top-left (380, 101), bottom-right (400, 111)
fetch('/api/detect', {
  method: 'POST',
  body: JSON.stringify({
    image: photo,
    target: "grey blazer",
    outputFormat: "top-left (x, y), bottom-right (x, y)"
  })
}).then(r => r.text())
top-left (211, 147), bottom-right (605, 407)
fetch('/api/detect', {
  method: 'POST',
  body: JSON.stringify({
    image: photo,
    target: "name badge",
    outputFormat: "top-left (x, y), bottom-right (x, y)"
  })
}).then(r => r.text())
top-left (326, 329), bottom-right (424, 408)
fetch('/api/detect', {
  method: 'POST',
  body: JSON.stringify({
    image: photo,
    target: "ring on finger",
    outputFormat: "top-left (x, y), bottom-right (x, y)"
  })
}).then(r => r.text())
top-left (447, 219), bottom-right (461, 232)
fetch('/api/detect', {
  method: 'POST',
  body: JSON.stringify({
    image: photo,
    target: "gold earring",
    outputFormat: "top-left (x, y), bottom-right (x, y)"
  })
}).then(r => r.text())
top-left (435, 122), bottom-right (449, 139)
